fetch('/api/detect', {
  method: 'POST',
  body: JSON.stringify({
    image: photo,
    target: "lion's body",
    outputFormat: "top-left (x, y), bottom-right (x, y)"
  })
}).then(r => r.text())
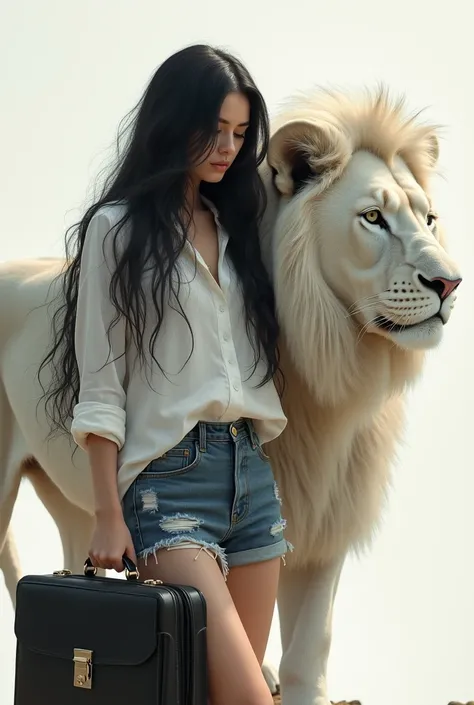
top-left (0, 88), bottom-right (461, 705)
top-left (267, 340), bottom-right (410, 568)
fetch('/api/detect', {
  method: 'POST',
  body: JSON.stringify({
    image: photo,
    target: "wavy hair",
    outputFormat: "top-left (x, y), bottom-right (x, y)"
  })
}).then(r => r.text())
top-left (38, 44), bottom-right (280, 435)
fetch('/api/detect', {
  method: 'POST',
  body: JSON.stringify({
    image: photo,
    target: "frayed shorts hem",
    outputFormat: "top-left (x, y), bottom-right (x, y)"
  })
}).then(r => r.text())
top-left (137, 537), bottom-right (229, 577)
top-left (135, 536), bottom-right (293, 581)
top-left (227, 538), bottom-right (292, 568)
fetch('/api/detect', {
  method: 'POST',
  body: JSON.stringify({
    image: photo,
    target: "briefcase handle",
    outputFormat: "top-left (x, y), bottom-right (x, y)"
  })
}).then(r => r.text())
top-left (83, 555), bottom-right (140, 581)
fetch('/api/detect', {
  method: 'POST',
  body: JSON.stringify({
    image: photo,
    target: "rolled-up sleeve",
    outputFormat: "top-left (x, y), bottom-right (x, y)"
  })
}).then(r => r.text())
top-left (71, 211), bottom-right (127, 451)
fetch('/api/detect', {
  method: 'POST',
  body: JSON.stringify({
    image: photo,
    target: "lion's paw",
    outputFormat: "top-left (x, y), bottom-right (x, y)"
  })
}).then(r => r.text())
top-left (271, 697), bottom-right (361, 705)
top-left (262, 661), bottom-right (280, 695)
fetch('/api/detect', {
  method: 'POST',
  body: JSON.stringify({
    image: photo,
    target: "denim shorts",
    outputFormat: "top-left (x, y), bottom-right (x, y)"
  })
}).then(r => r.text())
top-left (122, 419), bottom-right (292, 578)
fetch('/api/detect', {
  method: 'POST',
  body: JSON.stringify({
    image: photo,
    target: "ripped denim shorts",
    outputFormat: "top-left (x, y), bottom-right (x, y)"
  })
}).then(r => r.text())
top-left (121, 418), bottom-right (292, 579)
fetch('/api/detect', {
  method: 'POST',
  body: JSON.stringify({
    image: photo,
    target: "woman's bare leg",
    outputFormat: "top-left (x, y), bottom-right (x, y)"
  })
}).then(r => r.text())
top-left (138, 547), bottom-right (274, 705)
top-left (226, 558), bottom-right (280, 665)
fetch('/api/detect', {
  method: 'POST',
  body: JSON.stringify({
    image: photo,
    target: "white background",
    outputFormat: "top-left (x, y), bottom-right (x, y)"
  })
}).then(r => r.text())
top-left (1, 1), bottom-right (472, 704)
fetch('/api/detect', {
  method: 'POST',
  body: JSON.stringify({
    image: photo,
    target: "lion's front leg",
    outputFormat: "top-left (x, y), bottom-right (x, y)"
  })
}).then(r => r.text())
top-left (25, 467), bottom-right (99, 575)
top-left (277, 557), bottom-right (344, 705)
top-left (0, 528), bottom-right (22, 607)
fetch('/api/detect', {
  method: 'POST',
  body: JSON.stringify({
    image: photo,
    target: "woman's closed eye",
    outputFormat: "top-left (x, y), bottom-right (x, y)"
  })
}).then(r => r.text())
top-left (217, 129), bottom-right (246, 139)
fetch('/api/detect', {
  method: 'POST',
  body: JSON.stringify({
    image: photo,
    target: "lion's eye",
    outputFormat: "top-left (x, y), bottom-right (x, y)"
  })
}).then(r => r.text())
top-left (360, 209), bottom-right (388, 229)
top-left (426, 212), bottom-right (437, 229)
top-left (364, 209), bottom-right (379, 223)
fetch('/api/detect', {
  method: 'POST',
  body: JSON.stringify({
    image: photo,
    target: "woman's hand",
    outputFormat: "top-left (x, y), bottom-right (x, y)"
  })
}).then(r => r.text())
top-left (88, 508), bottom-right (137, 573)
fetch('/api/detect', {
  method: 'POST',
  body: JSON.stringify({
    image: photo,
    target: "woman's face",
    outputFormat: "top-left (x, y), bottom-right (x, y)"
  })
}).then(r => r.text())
top-left (190, 91), bottom-right (250, 184)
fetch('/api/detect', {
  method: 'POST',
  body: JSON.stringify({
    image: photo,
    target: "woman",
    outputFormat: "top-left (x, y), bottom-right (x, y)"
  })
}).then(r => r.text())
top-left (40, 44), bottom-right (289, 704)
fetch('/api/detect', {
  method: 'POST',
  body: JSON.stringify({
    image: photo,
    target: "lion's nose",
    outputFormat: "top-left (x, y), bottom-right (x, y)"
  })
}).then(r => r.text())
top-left (418, 274), bottom-right (462, 301)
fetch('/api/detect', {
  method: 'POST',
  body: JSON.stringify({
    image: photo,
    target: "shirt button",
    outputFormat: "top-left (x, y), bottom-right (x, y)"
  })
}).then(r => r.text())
top-left (223, 333), bottom-right (230, 342)
top-left (219, 305), bottom-right (225, 313)
top-left (233, 382), bottom-right (240, 391)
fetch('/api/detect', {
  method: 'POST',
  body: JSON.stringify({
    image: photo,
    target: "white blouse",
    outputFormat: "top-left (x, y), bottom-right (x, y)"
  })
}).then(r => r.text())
top-left (71, 201), bottom-right (287, 499)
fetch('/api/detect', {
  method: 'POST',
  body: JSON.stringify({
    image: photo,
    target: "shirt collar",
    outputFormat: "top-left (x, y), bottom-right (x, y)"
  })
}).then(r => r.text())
top-left (183, 195), bottom-right (229, 263)
top-left (200, 195), bottom-right (221, 224)
top-left (200, 196), bottom-right (229, 250)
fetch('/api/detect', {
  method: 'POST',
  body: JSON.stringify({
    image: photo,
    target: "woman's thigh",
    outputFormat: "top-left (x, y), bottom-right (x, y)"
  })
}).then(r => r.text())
top-left (137, 548), bottom-right (273, 705)
top-left (227, 557), bottom-right (281, 665)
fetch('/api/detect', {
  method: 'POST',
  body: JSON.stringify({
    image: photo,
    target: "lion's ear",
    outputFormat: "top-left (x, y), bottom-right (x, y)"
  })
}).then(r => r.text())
top-left (424, 132), bottom-right (439, 167)
top-left (268, 119), bottom-right (351, 197)
top-left (400, 128), bottom-right (440, 183)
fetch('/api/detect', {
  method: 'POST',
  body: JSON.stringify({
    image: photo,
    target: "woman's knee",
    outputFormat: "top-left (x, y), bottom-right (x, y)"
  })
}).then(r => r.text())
top-left (211, 679), bottom-right (273, 705)
top-left (229, 686), bottom-right (274, 705)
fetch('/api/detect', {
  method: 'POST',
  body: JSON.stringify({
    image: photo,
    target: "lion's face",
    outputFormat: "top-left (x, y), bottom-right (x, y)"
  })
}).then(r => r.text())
top-left (266, 95), bottom-right (462, 354)
top-left (309, 150), bottom-right (461, 350)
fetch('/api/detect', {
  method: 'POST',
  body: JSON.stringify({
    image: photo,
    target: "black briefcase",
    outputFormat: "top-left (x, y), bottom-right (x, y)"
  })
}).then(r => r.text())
top-left (13, 556), bottom-right (207, 705)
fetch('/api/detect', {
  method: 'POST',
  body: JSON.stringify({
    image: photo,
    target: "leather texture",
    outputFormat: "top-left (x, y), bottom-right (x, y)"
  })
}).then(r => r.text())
top-left (13, 565), bottom-right (207, 705)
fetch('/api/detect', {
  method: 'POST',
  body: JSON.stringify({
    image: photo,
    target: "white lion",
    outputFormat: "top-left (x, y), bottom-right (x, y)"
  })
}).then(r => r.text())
top-left (0, 87), bottom-right (461, 705)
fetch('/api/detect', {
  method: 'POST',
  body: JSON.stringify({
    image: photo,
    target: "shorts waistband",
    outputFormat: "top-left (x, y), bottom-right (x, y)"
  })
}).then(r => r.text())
top-left (185, 419), bottom-right (257, 451)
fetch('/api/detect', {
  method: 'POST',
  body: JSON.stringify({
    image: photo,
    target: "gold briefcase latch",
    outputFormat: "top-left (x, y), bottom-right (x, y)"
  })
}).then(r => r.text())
top-left (73, 648), bottom-right (93, 689)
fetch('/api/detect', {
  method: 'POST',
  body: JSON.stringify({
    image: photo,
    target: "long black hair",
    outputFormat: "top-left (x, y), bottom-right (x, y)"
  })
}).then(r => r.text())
top-left (39, 44), bottom-right (280, 435)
